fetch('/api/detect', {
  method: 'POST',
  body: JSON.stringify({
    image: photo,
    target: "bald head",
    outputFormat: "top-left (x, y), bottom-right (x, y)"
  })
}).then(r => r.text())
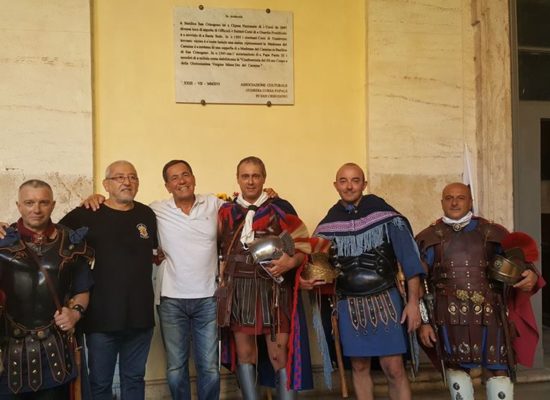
top-left (104, 160), bottom-right (137, 179)
top-left (335, 163), bottom-right (365, 182)
top-left (441, 182), bottom-right (472, 219)
top-left (333, 163), bottom-right (367, 206)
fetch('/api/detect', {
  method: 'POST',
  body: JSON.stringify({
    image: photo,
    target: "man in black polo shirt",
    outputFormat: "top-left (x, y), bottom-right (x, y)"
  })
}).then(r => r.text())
top-left (61, 160), bottom-right (158, 400)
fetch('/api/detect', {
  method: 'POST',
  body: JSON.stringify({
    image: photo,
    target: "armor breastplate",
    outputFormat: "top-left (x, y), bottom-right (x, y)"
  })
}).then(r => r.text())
top-left (336, 241), bottom-right (397, 296)
top-left (431, 226), bottom-right (497, 292)
top-left (0, 238), bottom-right (66, 329)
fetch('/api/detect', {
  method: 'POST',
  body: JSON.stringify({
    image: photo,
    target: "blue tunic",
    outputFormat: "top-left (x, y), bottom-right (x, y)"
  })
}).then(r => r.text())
top-left (314, 195), bottom-right (424, 358)
top-left (337, 220), bottom-right (424, 357)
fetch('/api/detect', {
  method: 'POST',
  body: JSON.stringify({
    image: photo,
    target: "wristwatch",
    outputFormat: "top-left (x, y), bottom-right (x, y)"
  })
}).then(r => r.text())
top-left (71, 303), bottom-right (86, 316)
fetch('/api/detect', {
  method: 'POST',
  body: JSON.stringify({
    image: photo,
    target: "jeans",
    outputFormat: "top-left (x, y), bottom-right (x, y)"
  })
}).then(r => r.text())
top-left (158, 296), bottom-right (220, 400)
top-left (86, 328), bottom-right (154, 400)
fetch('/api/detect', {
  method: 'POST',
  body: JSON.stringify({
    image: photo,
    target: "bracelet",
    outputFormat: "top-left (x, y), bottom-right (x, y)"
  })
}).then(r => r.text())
top-left (419, 299), bottom-right (430, 324)
top-left (71, 304), bottom-right (86, 316)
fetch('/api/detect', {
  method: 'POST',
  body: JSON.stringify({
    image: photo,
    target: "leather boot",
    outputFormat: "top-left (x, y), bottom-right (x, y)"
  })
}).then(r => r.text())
top-left (276, 368), bottom-right (296, 400)
top-left (237, 363), bottom-right (259, 400)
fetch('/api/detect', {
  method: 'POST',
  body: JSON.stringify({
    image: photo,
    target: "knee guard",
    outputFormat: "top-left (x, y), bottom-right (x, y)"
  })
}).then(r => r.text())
top-left (446, 368), bottom-right (475, 400)
top-left (486, 376), bottom-right (513, 400)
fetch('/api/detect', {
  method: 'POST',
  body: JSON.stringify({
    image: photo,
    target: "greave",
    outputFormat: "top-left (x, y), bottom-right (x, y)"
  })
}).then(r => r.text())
top-left (486, 376), bottom-right (514, 400)
top-left (277, 368), bottom-right (296, 400)
top-left (446, 368), bottom-right (475, 400)
top-left (237, 363), bottom-right (259, 400)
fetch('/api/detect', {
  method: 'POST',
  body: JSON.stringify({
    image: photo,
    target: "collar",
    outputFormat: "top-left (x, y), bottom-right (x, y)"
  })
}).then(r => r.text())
top-left (16, 218), bottom-right (57, 244)
top-left (169, 194), bottom-right (205, 209)
top-left (441, 211), bottom-right (473, 232)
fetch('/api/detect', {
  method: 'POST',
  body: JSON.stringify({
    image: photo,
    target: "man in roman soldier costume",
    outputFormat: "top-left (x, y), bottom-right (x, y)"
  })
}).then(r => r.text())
top-left (416, 182), bottom-right (544, 400)
top-left (312, 163), bottom-right (424, 400)
top-left (0, 180), bottom-right (93, 399)
top-left (217, 156), bottom-right (312, 399)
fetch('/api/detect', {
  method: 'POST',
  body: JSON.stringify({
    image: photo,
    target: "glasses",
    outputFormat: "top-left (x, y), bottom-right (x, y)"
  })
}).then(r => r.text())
top-left (106, 175), bottom-right (139, 183)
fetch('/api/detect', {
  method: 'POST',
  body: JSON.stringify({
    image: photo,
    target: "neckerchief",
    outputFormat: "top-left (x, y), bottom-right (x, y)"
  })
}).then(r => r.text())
top-left (236, 191), bottom-right (269, 244)
top-left (441, 211), bottom-right (473, 231)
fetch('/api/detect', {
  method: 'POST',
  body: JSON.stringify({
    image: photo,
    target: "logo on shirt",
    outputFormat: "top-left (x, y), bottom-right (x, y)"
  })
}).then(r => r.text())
top-left (136, 223), bottom-right (150, 239)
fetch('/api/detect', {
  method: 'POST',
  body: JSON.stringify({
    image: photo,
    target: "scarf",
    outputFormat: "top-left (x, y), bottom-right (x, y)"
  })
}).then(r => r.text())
top-left (16, 218), bottom-right (56, 244)
top-left (236, 191), bottom-right (269, 244)
top-left (441, 211), bottom-right (473, 231)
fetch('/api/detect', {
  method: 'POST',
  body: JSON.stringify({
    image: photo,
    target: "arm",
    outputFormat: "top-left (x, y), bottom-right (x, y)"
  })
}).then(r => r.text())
top-left (388, 219), bottom-right (424, 332)
top-left (401, 275), bottom-right (421, 332)
top-left (54, 291), bottom-right (89, 332)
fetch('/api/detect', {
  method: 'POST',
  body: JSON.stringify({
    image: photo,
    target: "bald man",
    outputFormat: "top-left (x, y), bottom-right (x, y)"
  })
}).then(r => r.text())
top-left (415, 183), bottom-right (543, 400)
top-left (311, 163), bottom-right (424, 400)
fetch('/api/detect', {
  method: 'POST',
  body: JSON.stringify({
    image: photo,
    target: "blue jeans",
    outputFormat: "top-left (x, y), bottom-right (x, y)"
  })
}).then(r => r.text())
top-left (86, 328), bottom-right (153, 400)
top-left (158, 296), bottom-right (220, 400)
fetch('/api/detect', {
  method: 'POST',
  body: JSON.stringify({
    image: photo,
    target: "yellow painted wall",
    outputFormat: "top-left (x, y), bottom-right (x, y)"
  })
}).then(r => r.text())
top-left (92, 0), bottom-right (367, 234)
top-left (93, 0), bottom-right (366, 382)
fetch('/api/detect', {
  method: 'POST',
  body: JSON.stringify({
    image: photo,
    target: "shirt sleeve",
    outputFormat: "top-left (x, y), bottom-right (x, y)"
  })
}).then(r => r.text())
top-left (59, 207), bottom-right (86, 230)
top-left (69, 255), bottom-right (94, 295)
top-left (388, 217), bottom-right (425, 279)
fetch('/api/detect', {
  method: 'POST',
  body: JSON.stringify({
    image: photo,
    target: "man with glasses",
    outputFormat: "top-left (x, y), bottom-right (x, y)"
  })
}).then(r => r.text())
top-left (60, 160), bottom-right (158, 400)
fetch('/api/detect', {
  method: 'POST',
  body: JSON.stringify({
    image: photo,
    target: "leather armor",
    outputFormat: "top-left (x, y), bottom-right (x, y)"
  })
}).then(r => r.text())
top-left (0, 225), bottom-right (93, 393)
top-left (335, 241), bottom-right (397, 296)
top-left (416, 218), bottom-right (511, 366)
top-left (219, 210), bottom-right (293, 328)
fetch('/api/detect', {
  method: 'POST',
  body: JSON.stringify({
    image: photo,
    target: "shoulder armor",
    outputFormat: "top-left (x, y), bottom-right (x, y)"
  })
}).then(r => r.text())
top-left (56, 225), bottom-right (94, 262)
top-left (476, 217), bottom-right (509, 243)
top-left (0, 225), bottom-right (25, 253)
top-left (415, 220), bottom-right (445, 251)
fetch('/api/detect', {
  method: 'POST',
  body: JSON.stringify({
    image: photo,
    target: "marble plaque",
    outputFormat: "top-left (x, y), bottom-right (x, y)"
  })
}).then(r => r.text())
top-left (174, 7), bottom-right (294, 105)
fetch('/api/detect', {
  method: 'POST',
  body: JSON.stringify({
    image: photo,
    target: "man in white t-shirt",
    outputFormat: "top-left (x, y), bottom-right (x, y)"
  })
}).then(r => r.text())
top-left (81, 159), bottom-right (223, 400)
top-left (150, 160), bottom-right (223, 400)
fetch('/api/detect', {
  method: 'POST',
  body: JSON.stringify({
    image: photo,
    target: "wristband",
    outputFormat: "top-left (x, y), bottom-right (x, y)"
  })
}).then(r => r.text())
top-left (71, 304), bottom-right (86, 316)
top-left (419, 299), bottom-right (430, 324)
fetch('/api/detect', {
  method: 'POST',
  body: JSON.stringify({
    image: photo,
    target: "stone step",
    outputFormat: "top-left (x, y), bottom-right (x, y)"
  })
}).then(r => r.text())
top-left (144, 362), bottom-right (550, 399)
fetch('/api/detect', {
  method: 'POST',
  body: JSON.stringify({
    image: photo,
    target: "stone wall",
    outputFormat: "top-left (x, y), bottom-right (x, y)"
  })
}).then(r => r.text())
top-left (0, 0), bottom-right (92, 221)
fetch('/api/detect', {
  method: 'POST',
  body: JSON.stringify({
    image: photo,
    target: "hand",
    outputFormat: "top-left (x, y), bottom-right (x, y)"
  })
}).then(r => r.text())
top-left (267, 252), bottom-right (295, 277)
top-left (80, 194), bottom-right (106, 211)
top-left (54, 307), bottom-right (81, 332)
top-left (401, 299), bottom-right (421, 333)
top-left (263, 188), bottom-right (279, 199)
top-left (513, 269), bottom-right (538, 292)
top-left (153, 248), bottom-right (166, 266)
top-left (418, 324), bottom-right (437, 348)
top-left (299, 276), bottom-right (326, 290)
top-left (0, 222), bottom-right (7, 239)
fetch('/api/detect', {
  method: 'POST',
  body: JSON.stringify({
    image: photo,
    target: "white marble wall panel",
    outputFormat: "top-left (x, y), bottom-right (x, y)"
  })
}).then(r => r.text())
top-left (366, 0), bottom-right (511, 230)
top-left (0, 0), bottom-right (92, 221)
